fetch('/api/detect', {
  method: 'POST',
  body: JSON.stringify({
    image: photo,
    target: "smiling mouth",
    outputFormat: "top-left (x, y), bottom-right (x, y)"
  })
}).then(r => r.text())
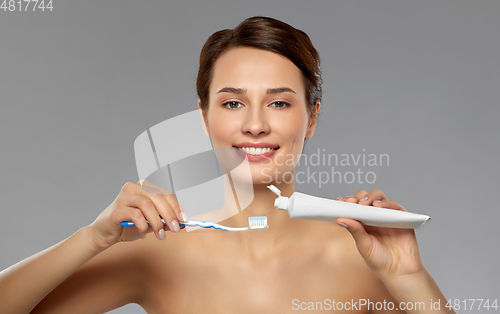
top-left (233, 146), bottom-right (279, 155)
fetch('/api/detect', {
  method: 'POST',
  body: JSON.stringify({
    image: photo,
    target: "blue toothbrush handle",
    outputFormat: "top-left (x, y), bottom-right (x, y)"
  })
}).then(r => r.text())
top-left (120, 221), bottom-right (139, 227)
top-left (120, 220), bottom-right (187, 227)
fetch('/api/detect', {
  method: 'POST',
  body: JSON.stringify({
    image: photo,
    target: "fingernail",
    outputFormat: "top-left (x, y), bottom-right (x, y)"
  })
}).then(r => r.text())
top-left (158, 228), bottom-right (166, 240)
top-left (140, 233), bottom-right (146, 239)
top-left (171, 220), bottom-right (180, 233)
top-left (347, 195), bottom-right (355, 199)
top-left (336, 197), bottom-right (344, 201)
top-left (336, 222), bottom-right (348, 228)
top-left (360, 196), bottom-right (368, 201)
top-left (180, 211), bottom-right (189, 223)
top-left (373, 200), bottom-right (382, 203)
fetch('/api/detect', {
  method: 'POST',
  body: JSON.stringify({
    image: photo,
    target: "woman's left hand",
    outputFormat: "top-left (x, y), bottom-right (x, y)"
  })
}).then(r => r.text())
top-left (335, 189), bottom-right (425, 283)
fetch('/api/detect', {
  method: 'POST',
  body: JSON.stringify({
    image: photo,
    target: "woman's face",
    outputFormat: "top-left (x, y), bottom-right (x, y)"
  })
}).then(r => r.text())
top-left (199, 47), bottom-right (319, 184)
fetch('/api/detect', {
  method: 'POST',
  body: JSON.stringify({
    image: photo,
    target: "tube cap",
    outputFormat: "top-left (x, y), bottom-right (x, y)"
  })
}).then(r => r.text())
top-left (274, 196), bottom-right (289, 210)
top-left (267, 185), bottom-right (281, 196)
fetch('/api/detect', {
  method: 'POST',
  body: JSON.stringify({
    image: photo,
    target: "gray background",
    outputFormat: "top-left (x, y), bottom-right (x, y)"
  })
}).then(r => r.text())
top-left (1, 0), bottom-right (498, 313)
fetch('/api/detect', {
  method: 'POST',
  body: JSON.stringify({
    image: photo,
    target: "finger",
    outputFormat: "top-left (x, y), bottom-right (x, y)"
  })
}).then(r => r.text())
top-left (121, 194), bottom-right (167, 240)
top-left (336, 218), bottom-right (373, 255)
top-left (128, 183), bottom-right (182, 234)
top-left (164, 194), bottom-right (189, 223)
top-left (357, 189), bottom-right (389, 205)
top-left (139, 179), bottom-right (173, 195)
top-left (147, 193), bottom-right (181, 233)
top-left (110, 205), bottom-right (150, 237)
top-left (177, 203), bottom-right (187, 229)
top-left (336, 197), bottom-right (346, 201)
top-left (366, 189), bottom-right (388, 202)
top-left (121, 181), bottom-right (142, 194)
top-left (346, 195), bottom-right (359, 203)
top-left (353, 190), bottom-right (368, 199)
top-left (372, 200), bottom-right (407, 212)
top-left (164, 223), bottom-right (185, 232)
top-left (135, 217), bottom-right (154, 239)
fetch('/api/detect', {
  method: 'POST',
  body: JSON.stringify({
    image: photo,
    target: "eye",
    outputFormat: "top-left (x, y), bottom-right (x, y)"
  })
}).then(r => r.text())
top-left (222, 101), bottom-right (244, 109)
top-left (270, 101), bottom-right (291, 109)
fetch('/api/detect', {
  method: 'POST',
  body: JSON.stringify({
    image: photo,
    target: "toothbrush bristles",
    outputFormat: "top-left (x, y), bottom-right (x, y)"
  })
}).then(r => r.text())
top-left (248, 216), bottom-right (268, 227)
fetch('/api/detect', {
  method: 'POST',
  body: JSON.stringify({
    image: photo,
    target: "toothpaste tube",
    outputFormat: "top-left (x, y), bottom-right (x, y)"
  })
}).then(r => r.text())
top-left (267, 185), bottom-right (431, 229)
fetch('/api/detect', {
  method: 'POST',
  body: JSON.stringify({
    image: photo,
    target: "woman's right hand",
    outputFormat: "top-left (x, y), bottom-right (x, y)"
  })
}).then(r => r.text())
top-left (87, 180), bottom-right (189, 250)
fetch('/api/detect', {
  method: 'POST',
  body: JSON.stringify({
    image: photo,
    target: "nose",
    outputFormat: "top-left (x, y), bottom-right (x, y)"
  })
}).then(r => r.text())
top-left (241, 106), bottom-right (270, 136)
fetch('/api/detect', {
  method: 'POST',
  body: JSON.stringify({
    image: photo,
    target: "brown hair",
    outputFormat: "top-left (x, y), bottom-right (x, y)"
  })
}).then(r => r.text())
top-left (196, 16), bottom-right (322, 117)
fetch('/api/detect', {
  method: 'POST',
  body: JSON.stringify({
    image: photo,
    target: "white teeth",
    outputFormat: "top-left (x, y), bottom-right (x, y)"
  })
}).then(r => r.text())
top-left (236, 147), bottom-right (276, 154)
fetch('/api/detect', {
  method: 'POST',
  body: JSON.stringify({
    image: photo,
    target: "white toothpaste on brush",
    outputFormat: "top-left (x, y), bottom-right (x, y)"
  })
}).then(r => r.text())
top-left (267, 185), bottom-right (431, 229)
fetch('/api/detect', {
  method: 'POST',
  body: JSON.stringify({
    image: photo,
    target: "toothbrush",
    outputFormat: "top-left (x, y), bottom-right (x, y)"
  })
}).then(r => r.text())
top-left (120, 216), bottom-right (269, 232)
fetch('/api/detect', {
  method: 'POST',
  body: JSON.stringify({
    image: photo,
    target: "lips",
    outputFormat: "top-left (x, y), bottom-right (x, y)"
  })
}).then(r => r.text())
top-left (235, 147), bottom-right (275, 154)
top-left (233, 142), bottom-right (280, 149)
top-left (233, 142), bottom-right (279, 161)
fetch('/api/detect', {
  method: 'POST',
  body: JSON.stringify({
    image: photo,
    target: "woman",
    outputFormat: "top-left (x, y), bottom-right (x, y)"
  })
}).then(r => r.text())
top-left (0, 16), bottom-right (455, 313)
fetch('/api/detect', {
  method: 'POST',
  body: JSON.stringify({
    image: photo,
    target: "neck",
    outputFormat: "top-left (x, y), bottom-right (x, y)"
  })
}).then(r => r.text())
top-left (222, 174), bottom-right (300, 256)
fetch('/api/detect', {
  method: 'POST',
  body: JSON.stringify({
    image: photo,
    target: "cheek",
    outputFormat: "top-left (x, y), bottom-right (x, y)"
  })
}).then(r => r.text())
top-left (207, 110), bottom-right (239, 145)
top-left (276, 112), bottom-right (309, 143)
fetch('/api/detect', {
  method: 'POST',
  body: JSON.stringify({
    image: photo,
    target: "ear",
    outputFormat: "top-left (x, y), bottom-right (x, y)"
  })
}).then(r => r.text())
top-left (305, 101), bottom-right (320, 139)
top-left (198, 99), bottom-right (211, 137)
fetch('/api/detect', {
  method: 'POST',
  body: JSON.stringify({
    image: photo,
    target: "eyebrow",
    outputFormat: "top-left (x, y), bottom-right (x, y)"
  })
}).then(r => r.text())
top-left (216, 87), bottom-right (296, 95)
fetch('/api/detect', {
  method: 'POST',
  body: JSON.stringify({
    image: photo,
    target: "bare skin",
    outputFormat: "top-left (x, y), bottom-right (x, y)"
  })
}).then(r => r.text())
top-left (31, 205), bottom-right (404, 314)
top-left (138, 216), bottom-right (404, 313)
top-left (0, 47), bottom-right (454, 314)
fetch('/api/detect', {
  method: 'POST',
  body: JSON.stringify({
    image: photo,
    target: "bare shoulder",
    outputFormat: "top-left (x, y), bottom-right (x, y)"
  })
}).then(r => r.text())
top-left (138, 227), bottom-right (207, 271)
top-left (32, 235), bottom-right (154, 313)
